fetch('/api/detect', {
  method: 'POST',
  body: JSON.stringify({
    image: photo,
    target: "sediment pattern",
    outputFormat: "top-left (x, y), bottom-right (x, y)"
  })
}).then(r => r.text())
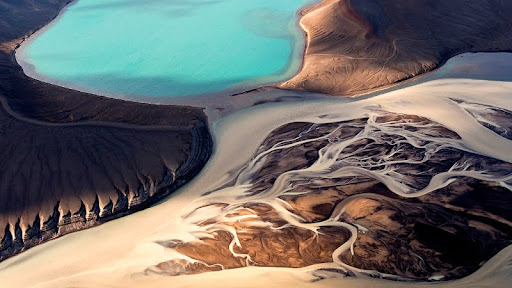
top-left (280, 0), bottom-right (512, 95)
top-left (147, 100), bottom-right (512, 281)
top-left (0, 0), bottom-right (213, 261)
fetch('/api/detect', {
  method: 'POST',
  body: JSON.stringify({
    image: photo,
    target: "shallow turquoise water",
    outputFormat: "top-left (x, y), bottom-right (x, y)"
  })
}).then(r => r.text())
top-left (17, 0), bottom-right (314, 98)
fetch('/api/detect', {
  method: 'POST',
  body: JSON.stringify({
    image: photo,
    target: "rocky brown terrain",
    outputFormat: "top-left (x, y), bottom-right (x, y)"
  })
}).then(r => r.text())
top-left (148, 112), bottom-right (512, 281)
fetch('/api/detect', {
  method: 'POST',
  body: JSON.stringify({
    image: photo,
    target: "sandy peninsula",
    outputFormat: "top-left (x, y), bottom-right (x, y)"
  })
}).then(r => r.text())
top-left (280, 0), bottom-right (512, 95)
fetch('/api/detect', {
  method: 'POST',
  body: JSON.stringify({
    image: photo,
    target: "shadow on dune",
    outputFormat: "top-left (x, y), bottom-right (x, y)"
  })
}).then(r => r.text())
top-left (0, 0), bottom-right (212, 262)
top-left (280, 0), bottom-right (512, 95)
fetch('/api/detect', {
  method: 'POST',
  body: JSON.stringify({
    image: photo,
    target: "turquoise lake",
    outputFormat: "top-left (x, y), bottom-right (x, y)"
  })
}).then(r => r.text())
top-left (17, 0), bottom-right (314, 99)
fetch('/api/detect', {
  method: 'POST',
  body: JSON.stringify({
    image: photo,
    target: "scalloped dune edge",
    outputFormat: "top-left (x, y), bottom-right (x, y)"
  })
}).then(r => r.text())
top-left (0, 0), bottom-right (212, 262)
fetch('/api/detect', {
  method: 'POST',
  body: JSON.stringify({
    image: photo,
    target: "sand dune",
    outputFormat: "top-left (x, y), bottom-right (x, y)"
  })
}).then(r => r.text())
top-left (0, 0), bottom-right (212, 261)
top-left (280, 0), bottom-right (512, 95)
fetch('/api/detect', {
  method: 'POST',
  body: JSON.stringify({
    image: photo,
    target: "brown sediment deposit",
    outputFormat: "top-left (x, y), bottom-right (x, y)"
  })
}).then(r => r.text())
top-left (280, 0), bottom-right (512, 95)
top-left (0, 0), bottom-right (212, 261)
top-left (149, 204), bottom-right (349, 276)
top-left (153, 112), bottom-right (512, 280)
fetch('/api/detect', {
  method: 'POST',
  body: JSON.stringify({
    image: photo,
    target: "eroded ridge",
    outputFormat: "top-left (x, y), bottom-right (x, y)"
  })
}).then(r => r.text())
top-left (0, 0), bottom-right (213, 262)
top-left (143, 102), bottom-right (512, 281)
top-left (0, 106), bottom-right (213, 262)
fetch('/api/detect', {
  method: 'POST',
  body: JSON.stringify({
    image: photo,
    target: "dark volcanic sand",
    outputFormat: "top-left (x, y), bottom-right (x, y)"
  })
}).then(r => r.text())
top-left (0, 0), bottom-right (212, 261)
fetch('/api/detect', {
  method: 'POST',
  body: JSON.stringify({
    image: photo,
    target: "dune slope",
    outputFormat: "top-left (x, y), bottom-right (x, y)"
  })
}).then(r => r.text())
top-left (280, 0), bottom-right (512, 95)
top-left (0, 0), bottom-right (212, 261)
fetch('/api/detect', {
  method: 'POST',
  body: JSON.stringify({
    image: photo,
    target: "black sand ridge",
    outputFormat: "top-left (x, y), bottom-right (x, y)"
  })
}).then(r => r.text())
top-left (0, 0), bottom-right (213, 262)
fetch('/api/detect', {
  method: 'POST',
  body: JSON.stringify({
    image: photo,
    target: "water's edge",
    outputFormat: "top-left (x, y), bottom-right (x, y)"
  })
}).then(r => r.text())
top-left (15, 0), bottom-right (321, 103)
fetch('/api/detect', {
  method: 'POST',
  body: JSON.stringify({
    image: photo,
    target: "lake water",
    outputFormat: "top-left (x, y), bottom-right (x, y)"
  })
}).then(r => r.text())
top-left (17, 0), bottom-right (314, 99)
